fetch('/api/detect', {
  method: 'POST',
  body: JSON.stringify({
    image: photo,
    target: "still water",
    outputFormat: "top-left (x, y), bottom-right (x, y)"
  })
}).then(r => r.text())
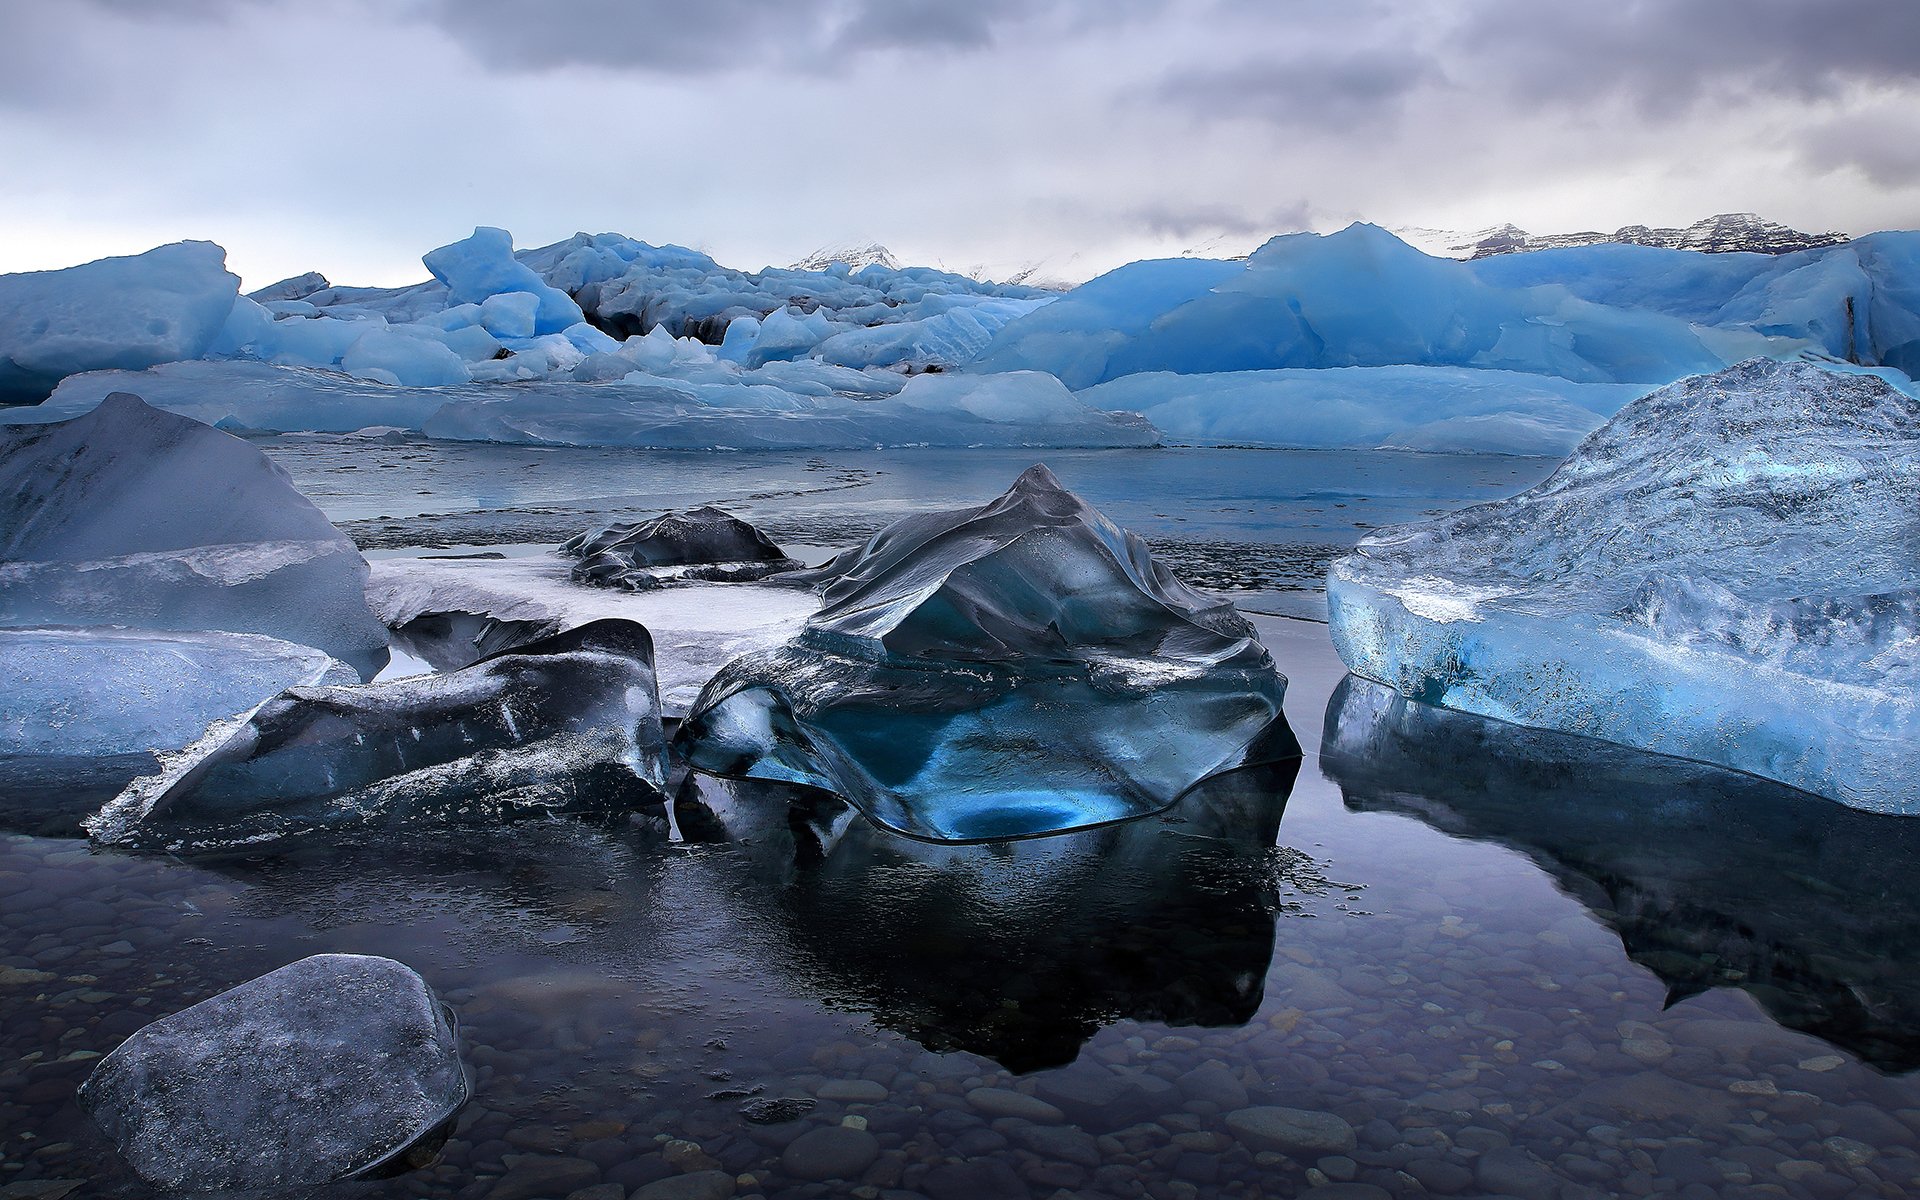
top-left (2, 443), bottom-right (1915, 1199)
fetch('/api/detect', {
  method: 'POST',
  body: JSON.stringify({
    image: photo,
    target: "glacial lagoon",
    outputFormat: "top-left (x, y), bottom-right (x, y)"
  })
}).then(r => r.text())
top-left (4, 444), bottom-right (1918, 1199)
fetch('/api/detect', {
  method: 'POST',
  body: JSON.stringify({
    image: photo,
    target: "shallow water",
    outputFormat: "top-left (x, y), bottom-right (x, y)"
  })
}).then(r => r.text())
top-left (4, 445), bottom-right (1918, 1199)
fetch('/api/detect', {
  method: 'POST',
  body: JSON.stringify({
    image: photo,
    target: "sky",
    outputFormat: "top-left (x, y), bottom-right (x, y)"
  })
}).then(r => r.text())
top-left (2, 0), bottom-right (1916, 289)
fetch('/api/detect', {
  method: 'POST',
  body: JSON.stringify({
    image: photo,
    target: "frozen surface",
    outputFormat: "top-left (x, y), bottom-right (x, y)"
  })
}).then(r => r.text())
top-left (678, 466), bottom-right (1297, 840)
top-left (0, 393), bottom-right (389, 678)
top-left (562, 505), bottom-right (802, 589)
top-left (1080, 365), bottom-right (1647, 455)
top-left (975, 223), bottom-right (1784, 388)
top-left (78, 953), bottom-right (467, 1191)
top-left (1328, 358), bottom-right (1920, 812)
top-left (90, 620), bottom-right (666, 851)
top-left (0, 242), bottom-right (238, 403)
top-left (0, 626), bottom-right (353, 760)
top-left (366, 556), bottom-right (816, 716)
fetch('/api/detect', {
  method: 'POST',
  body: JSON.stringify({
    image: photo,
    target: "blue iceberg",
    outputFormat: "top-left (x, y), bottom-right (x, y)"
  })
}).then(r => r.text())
top-left (676, 465), bottom-right (1297, 841)
top-left (1328, 358), bottom-right (1920, 813)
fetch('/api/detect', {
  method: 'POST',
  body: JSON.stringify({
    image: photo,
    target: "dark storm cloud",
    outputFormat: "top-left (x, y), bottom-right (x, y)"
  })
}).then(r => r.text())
top-left (1152, 0), bottom-right (1920, 130)
top-left (1453, 0), bottom-right (1920, 109)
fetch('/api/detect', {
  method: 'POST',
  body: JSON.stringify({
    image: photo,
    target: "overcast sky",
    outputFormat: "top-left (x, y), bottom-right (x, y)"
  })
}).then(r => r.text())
top-left (2, 0), bottom-right (1916, 289)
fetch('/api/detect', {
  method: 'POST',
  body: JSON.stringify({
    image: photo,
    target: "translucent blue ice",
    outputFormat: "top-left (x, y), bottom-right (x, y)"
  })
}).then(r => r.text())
top-left (1328, 358), bottom-right (1920, 813)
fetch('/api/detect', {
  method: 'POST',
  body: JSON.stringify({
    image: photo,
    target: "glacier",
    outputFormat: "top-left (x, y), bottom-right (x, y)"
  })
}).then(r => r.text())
top-left (0, 241), bottom-right (239, 403)
top-left (1327, 358), bottom-right (1920, 813)
top-left (676, 465), bottom-right (1299, 841)
top-left (89, 619), bottom-right (667, 852)
top-left (8, 221), bottom-right (1919, 456)
top-left (0, 393), bottom-right (389, 678)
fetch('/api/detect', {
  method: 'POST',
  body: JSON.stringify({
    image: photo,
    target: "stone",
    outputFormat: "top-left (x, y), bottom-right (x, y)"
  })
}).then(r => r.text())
top-left (633, 1170), bottom-right (738, 1200)
top-left (779, 1126), bottom-right (880, 1181)
top-left (922, 1159), bottom-right (1033, 1200)
top-left (1403, 1157), bottom-right (1474, 1193)
top-left (1224, 1106), bottom-right (1357, 1156)
top-left (487, 1158), bottom-right (602, 1200)
top-left (1475, 1146), bottom-right (1560, 1200)
top-left (1176, 1061), bottom-right (1249, 1109)
top-left (1007, 1123), bottom-right (1102, 1166)
top-left (965, 1086), bottom-right (1065, 1123)
top-left (818, 1079), bottom-right (889, 1104)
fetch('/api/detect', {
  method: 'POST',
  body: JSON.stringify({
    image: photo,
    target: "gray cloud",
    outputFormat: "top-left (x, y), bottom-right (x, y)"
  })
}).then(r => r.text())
top-left (415, 0), bottom-right (1150, 75)
top-left (1126, 200), bottom-right (1317, 241)
top-left (1159, 48), bottom-right (1445, 128)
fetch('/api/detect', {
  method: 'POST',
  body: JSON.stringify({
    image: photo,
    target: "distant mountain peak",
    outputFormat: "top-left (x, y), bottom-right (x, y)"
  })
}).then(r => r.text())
top-left (1394, 214), bottom-right (1849, 260)
top-left (789, 242), bottom-right (901, 273)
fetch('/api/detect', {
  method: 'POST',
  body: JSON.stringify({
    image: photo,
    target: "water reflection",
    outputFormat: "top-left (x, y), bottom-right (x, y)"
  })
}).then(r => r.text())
top-left (676, 755), bottom-right (1306, 1072)
top-left (1322, 674), bottom-right (1920, 1072)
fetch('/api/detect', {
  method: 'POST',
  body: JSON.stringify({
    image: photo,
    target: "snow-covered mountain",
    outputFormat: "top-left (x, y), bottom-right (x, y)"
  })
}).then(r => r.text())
top-left (788, 242), bottom-right (901, 272)
top-left (1395, 214), bottom-right (1849, 260)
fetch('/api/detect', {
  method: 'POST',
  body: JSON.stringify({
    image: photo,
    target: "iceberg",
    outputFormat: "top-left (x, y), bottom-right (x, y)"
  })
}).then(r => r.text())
top-left (562, 505), bottom-right (803, 589)
top-left (0, 241), bottom-right (239, 403)
top-left (676, 465), bottom-right (1298, 841)
top-left (975, 223), bottom-right (1777, 389)
top-left (1468, 231), bottom-right (1920, 371)
top-left (1327, 358), bottom-right (1920, 813)
top-left (88, 619), bottom-right (666, 852)
top-left (80, 954), bottom-right (467, 1191)
top-left (1323, 674), bottom-right (1920, 1070)
top-left (1078, 365), bottom-right (1648, 455)
top-left (421, 225), bottom-right (584, 335)
top-left (0, 393), bottom-right (389, 678)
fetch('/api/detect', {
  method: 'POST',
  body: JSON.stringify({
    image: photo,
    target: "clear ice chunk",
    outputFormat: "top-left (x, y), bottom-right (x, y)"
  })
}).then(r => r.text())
top-left (79, 953), bottom-right (468, 1191)
top-left (88, 620), bottom-right (667, 851)
top-left (1328, 358), bottom-right (1920, 813)
top-left (0, 392), bottom-right (390, 679)
top-left (676, 465), bottom-right (1298, 840)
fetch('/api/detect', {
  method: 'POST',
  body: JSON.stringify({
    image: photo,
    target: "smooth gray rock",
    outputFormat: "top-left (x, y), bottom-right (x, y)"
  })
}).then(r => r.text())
top-left (78, 954), bottom-right (468, 1192)
top-left (1224, 1105), bottom-right (1357, 1155)
top-left (965, 1086), bottom-right (1065, 1123)
top-left (780, 1125), bottom-right (880, 1181)
top-left (633, 1170), bottom-right (738, 1200)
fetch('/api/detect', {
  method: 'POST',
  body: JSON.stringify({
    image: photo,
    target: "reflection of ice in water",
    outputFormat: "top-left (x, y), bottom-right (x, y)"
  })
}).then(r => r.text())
top-left (1323, 674), bottom-right (1920, 1072)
